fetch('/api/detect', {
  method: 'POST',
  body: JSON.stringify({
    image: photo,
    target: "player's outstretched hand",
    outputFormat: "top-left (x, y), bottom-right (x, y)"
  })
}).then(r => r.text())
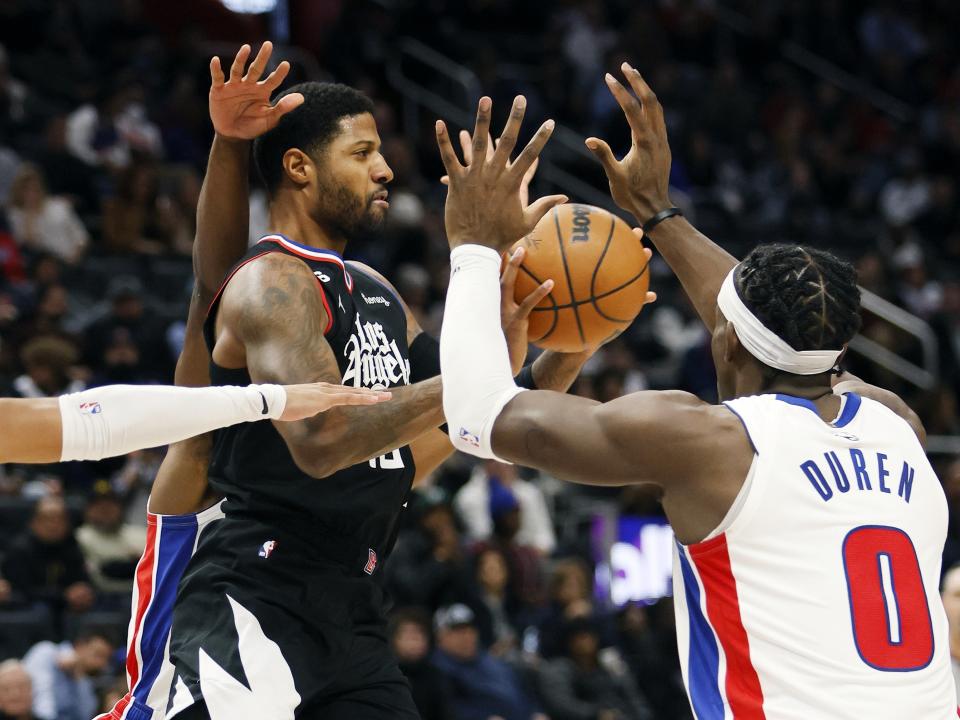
top-left (278, 382), bottom-right (392, 422)
top-left (209, 41), bottom-right (305, 141)
top-left (500, 245), bottom-right (553, 373)
top-left (440, 130), bottom-right (540, 209)
top-left (585, 62), bottom-right (672, 222)
top-left (436, 95), bottom-right (567, 251)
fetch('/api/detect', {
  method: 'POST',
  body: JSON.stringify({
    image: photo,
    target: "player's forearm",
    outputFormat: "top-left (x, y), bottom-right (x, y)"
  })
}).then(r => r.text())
top-left (410, 428), bottom-right (455, 487)
top-left (638, 215), bottom-right (737, 329)
top-left (532, 350), bottom-right (591, 392)
top-left (289, 377), bottom-right (444, 478)
top-left (0, 384), bottom-right (289, 465)
top-left (0, 398), bottom-right (62, 463)
top-left (194, 134), bottom-right (251, 294)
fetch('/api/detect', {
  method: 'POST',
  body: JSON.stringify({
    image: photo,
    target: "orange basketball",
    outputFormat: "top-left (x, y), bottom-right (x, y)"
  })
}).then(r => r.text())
top-left (512, 203), bottom-right (650, 352)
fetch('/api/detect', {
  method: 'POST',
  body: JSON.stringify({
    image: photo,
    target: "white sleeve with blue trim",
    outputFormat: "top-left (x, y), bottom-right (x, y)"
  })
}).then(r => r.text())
top-left (440, 245), bottom-right (525, 462)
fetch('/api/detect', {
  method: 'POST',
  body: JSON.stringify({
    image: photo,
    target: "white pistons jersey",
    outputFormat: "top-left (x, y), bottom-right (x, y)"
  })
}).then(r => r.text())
top-left (673, 392), bottom-right (955, 720)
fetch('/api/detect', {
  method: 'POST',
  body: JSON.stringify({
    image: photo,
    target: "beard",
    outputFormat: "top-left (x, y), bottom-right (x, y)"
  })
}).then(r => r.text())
top-left (313, 176), bottom-right (386, 240)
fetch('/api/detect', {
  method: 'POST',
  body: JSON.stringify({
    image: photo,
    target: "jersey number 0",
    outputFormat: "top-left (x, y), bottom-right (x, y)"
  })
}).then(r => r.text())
top-left (842, 525), bottom-right (935, 672)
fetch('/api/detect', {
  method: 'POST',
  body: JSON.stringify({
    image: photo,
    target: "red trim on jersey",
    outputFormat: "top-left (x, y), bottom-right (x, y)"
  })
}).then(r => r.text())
top-left (259, 234), bottom-right (354, 292)
top-left (206, 249), bottom-right (334, 335)
top-left (125, 521), bottom-right (157, 692)
top-left (205, 251), bottom-right (274, 319)
top-left (94, 693), bottom-right (130, 719)
top-left (689, 533), bottom-right (766, 719)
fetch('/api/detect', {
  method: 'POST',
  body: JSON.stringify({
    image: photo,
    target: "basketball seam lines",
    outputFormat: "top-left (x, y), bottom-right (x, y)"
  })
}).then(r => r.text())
top-left (554, 207), bottom-right (586, 345)
top-left (587, 214), bottom-right (632, 323)
top-left (519, 265), bottom-right (560, 342)
top-left (529, 262), bottom-right (650, 313)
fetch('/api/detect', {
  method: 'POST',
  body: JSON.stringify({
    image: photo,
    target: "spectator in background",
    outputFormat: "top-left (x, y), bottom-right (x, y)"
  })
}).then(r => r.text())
top-left (75, 481), bottom-right (146, 597)
top-left (537, 617), bottom-right (652, 720)
top-left (0, 223), bottom-right (27, 286)
top-left (472, 546), bottom-right (523, 657)
top-left (879, 148), bottom-right (931, 228)
top-left (100, 163), bottom-right (166, 255)
top-left (9, 337), bottom-right (84, 399)
top-left (431, 604), bottom-right (545, 720)
top-left (6, 165), bottom-right (88, 265)
top-left (0, 660), bottom-right (36, 720)
top-left (615, 602), bottom-right (691, 720)
top-left (455, 461), bottom-right (556, 555)
top-left (31, 116), bottom-right (101, 218)
top-left (941, 563), bottom-right (960, 699)
top-left (21, 628), bottom-right (112, 720)
top-left (470, 479), bottom-right (547, 609)
top-left (153, 166), bottom-right (200, 256)
top-left (388, 491), bottom-right (477, 612)
top-left (65, 81), bottom-right (161, 172)
top-left (390, 608), bottom-right (450, 720)
top-left (538, 558), bottom-right (612, 659)
top-left (7, 335), bottom-right (81, 398)
top-left (0, 45), bottom-right (30, 143)
top-left (83, 276), bottom-right (171, 383)
top-left (2, 497), bottom-right (95, 626)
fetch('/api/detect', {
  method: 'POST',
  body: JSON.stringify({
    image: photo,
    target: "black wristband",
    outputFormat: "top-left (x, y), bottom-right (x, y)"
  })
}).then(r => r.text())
top-left (515, 364), bottom-right (538, 390)
top-left (642, 206), bottom-right (683, 234)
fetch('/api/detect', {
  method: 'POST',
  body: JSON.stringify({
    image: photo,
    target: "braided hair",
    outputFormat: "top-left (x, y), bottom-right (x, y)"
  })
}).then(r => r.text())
top-left (735, 244), bottom-right (861, 362)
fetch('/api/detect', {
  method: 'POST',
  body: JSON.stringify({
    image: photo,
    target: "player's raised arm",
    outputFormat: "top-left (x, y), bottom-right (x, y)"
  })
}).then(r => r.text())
top-left (215, 251), bottom-right (445, 478)
top-left (0, 381), bottom-right (389, 465)
top-left (195, 42), bottom-right (304, 297)
top-left (585, 62), bottom-right (736, 329)
top-left (436, 97), bottom-right (734, 496)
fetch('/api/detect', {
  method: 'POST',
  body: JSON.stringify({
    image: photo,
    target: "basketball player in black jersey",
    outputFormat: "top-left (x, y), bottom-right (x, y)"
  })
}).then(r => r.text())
top-left (166, 78), bottom-right (586, 719)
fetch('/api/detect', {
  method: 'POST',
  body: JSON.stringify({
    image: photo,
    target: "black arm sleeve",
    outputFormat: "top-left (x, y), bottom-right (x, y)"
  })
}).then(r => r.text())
top-left (409, 332), bottom-right (538, 387)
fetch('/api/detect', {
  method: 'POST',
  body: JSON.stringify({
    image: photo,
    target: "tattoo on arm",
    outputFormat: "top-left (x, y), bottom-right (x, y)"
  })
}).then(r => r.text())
top-left (225, 253), bottom-right (444, 476)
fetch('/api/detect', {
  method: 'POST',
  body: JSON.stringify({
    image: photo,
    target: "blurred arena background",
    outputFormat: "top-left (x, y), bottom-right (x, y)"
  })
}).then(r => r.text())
top-left (0, 1), bottom-right (958, 718)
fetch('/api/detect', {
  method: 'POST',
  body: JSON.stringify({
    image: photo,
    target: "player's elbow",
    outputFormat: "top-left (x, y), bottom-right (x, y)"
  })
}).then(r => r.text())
top-left (288, 450), bottom-right (338, 480)
top-left (287, 429), bottom-right (366, 479)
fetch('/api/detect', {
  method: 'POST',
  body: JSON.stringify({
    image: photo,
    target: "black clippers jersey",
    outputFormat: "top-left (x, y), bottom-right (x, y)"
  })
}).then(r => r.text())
top-left (202, 234), bottom-right (415, 575)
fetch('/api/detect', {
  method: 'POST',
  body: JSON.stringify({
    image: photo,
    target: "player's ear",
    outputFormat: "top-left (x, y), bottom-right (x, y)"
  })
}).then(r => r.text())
top-left (282, 148), bottom-right (313, 187)
top-left (722, 319), bottom-right (741, 364)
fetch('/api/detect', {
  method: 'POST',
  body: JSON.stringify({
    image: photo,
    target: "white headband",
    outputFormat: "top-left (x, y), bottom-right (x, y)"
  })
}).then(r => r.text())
top-left (716, 266), bottom-right (844, 375)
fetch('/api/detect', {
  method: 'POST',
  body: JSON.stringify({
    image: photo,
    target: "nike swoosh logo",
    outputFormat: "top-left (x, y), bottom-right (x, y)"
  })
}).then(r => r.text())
top-left (259, 392), bottom-right (269, 415)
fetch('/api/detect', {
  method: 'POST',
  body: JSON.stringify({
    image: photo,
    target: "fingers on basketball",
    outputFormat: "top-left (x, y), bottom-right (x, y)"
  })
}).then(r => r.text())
top-left (512, 204), bottom-right (651, 352)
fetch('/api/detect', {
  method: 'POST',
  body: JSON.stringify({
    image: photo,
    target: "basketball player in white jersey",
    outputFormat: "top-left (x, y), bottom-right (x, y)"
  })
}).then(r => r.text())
top-left (436, 69), bottom-right (956, 718)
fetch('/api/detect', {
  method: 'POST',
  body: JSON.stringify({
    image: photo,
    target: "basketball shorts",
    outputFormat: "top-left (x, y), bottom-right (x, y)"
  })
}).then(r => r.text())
top-left (95, 501), bottom-right (225, 720)
top-left (165, 515), bottom-right (419, 720)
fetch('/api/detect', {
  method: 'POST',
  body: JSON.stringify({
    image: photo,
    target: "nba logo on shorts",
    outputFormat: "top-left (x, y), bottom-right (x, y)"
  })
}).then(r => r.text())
top-left (364, 548), bottom-right (378, 575)
top-left (258, 540), bottom-right (277, 559)
top-left (79, 401), bottom-right (101, 415)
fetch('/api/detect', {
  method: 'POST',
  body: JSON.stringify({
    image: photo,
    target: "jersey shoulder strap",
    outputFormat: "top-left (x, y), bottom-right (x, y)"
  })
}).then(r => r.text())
top-left (203, 235), bottom-right (353, 353)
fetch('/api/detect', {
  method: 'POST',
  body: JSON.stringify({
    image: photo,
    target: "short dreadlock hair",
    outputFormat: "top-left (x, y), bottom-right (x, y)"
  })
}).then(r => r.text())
top-left (253, 81), bottom-right (375, 194)
top-left (735, 244), bottom-right (861, 360)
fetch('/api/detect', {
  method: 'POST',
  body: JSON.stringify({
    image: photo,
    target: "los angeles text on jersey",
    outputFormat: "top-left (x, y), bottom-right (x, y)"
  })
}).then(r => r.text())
top-left (799, 448), bottom-right (916, 503)
top-left (342, 313), bottom-right (411, 388)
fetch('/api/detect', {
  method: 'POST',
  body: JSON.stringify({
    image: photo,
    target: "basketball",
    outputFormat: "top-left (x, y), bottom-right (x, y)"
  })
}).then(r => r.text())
top-left (511, 203), bottom-right (650, 352)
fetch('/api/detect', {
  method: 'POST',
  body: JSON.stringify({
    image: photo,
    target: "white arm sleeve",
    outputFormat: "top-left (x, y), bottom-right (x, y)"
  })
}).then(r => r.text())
top-left (58, 383), bottom-right (287, 462)
top-left (440, 245), bottom-right (525, 461)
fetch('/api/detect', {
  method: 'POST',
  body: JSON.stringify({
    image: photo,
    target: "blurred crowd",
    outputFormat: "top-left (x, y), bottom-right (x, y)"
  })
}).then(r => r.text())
top-left (0, 1), bottom-right (958, 719)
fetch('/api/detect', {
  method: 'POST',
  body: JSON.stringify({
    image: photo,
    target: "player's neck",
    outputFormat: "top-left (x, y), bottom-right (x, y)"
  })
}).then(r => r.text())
top-left (268, 202), bottom-right (348, 256)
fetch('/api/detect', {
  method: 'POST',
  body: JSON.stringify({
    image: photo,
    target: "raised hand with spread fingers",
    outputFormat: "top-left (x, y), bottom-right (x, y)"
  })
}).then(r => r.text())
top-left (436, 95), bottom-right (567, 251)
top-left (209, 41), bottom-right (305, 141)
